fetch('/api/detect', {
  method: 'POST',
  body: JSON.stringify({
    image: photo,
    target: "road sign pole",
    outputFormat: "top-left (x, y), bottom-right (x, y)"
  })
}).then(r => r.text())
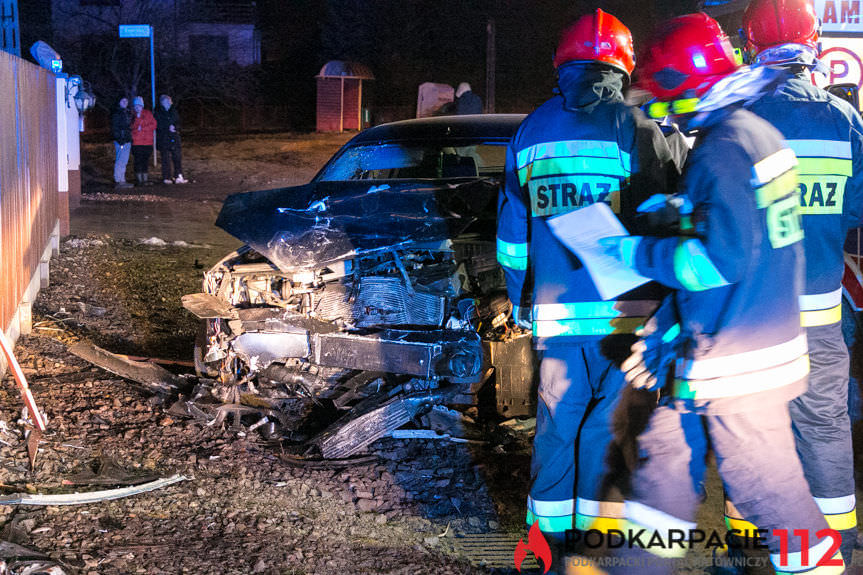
top-left (150, 28), bottom-right (157, 167)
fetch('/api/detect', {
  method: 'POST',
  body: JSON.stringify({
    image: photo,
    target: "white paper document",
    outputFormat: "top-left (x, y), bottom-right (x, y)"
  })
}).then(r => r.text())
top-left (547, 202), bottom-right (650, 300)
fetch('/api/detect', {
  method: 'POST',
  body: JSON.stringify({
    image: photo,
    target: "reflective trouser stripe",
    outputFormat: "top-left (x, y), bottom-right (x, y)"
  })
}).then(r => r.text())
top-left (574, 498), bottom-right (625, 532)
top-left (774, 554), bottom-right (845, 574)
top-left (526, 509), bottom-right (572, 533)
top-left (801, 305), bottom-right (842, 327)
top-left (771, 533), bottom-right (845, 573)
top-left (624, 502), bottom-right (695, 559)
top-left (527, 496), bottom-right (573, 533)
top-left (815, 495), bottom-right (857, 531)
top-left (800, 288), bottom-right (843, 327)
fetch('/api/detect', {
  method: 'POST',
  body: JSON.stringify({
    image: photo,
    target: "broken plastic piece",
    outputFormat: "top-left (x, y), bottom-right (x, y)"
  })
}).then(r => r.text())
top-left (68, 342), bottom-right (181, 393)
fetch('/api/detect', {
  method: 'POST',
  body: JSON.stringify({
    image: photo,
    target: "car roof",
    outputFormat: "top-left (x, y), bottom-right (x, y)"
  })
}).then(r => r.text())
top-left (346, 113), bottom-right (525, 144)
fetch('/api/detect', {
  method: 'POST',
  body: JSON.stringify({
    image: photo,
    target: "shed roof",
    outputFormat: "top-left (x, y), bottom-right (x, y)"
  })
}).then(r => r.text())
top-left (316, 60), bottom-right (374, 80)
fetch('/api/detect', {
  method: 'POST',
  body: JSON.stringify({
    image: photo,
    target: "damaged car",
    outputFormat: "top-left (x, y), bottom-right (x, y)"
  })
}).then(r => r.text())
top-left (182, 115), bottom-right (536, 457)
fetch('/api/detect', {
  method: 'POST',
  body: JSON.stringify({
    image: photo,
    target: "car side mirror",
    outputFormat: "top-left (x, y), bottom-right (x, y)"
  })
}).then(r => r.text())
top-left (826, 83), bottom-right (860, 111)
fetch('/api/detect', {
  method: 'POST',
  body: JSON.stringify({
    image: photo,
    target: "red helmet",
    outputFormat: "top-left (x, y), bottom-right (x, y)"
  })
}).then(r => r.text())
top-left (554, 9), bottom-right (635, 76)
top-left (743, 0), bottom-right (819, 53)
top-left (637, 13), bottom-right (739, 101)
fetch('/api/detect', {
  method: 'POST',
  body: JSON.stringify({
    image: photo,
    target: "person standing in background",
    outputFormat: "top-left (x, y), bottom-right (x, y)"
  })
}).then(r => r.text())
top-left (155, 94), bottom-right (187, 184)
top-left (111, 97), bottom-right (133, 189)
top-left (130, 96), bottom-right (157, 186)
top-left (454, 82), bottom-right (483, 115)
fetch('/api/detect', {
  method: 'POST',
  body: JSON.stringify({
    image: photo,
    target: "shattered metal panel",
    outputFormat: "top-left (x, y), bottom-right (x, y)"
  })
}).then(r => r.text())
top-left (215, 179), bottom-right (498, 271)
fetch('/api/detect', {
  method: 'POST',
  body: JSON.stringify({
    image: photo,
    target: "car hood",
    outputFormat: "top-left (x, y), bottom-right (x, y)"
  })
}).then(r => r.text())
top-left (215, 179), bottom-right (498, 271)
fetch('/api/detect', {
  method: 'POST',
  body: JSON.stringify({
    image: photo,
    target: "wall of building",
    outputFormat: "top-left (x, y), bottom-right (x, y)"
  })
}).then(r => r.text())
top-left (1, 0), bottom-right (20, 56)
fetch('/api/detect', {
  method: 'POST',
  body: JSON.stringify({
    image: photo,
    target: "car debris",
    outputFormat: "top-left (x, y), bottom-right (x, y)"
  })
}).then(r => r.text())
top-left (0, 474), bottom-right (188, 506)
top-left (0, 540), bottom-right (67, 575)
top-left (68, 342), bottom-right (181, 394)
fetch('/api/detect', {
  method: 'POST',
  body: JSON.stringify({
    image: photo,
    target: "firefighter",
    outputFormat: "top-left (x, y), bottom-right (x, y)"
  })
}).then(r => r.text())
top-left (602, 13), bottom-right (841, 573)
top-left (496, 9), bottom-right (679, 569)
top-left (736, 0), bottom-right (863, 562)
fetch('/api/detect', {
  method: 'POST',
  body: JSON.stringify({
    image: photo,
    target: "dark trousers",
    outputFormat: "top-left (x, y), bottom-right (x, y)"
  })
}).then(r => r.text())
top-left (609, 403), bottom-right (836, 574)
top-left (160, 143), bottom-right (182, 180)
top-left (131, 145), bottom-right (152, 173)
top-left (528, 341), bottom-right (627, 536)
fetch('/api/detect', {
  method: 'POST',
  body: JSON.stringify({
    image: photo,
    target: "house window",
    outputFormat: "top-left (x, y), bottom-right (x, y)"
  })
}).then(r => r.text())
top-left (189, 34), bottom-right (229, 66)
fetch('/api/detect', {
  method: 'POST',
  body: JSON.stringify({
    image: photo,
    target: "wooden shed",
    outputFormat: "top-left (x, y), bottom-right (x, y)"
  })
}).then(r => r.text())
top-left (316, 60), bottom-right (373, 132)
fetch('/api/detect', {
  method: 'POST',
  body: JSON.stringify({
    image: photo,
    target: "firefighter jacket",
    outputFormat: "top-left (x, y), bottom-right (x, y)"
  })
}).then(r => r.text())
top-left (746, 72), bottom-right (863, 327)
top-left (632, 106), bottom-right (807, 413)
top-left (496, 63), bottom-right (679, 349)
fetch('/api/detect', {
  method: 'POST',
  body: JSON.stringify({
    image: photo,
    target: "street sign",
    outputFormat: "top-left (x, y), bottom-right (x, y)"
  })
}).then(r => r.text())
top-left (814, 0), bottom-right (863, 36)
top-left (812, 37), bottom-right (863, 89)
top-left (119, 24), bottom-right (152, 38)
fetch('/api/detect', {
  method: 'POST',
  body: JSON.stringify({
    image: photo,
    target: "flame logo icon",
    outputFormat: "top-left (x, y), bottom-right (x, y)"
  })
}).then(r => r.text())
top-left (514, 521), bottom-right (552, 573)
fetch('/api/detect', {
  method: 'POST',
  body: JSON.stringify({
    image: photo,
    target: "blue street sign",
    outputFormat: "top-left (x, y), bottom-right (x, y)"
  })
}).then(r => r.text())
top-left (119, 24), bottom-right (152, 38)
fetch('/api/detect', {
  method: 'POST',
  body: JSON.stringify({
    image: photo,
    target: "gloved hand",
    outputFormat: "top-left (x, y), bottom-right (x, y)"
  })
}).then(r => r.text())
top-left (599, 236), bottom-right (642, 268)
top-left (621, 306), bottom-right (683, 391)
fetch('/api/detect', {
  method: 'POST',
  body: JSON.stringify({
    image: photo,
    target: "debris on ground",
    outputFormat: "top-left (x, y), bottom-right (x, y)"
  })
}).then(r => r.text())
top-left (67, 342), bottom-right (181, 394)
top-left (0, 475), bottom-right (188, 506)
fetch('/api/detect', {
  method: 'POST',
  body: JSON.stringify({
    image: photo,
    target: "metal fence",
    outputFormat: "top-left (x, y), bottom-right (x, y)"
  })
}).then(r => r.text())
top-left (0, 51), bottom-right (60, 339)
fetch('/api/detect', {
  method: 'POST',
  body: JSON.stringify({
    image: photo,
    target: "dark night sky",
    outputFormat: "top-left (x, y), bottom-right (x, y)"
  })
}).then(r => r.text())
top-left (18, 0), bottom-right (700, 126)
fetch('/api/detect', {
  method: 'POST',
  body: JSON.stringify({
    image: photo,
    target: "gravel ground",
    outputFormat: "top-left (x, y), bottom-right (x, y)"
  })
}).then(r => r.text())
top-left (0, 132), bottom-right (539, 574)
top-left (1, 237), bottom-right (535, 575)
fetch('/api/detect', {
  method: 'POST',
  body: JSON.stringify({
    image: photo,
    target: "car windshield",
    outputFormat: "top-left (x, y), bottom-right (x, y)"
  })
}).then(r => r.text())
top-left (315, 142), bottom-right (508, 181)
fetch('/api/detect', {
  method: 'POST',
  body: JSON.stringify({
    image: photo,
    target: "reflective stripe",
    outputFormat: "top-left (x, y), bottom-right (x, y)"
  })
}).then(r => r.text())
top-left (674, 355), bottom-right (809, 400)
top-left (497, 238), bottom-right (528, 270)
top-left (518, 156), bottom-right (629, 183)
top-left (752, 148), bottom-right (798, 186)
top-left (625, 501), bottom-right (696, 532)
top-left (774, 553), bottom-right (845, 575)
top-left (770, 534), bottom-right (841, 572)
top-left (526, 509), bottom-right (573, 533)
top-left (824, 510), bottom-right (857, 531)
top-left (575, 498), bottom-right (625, 532)
top-left (677, 334), bottom-right (807, 380)
top-left (516, 140), bottom-right (630, 169)
top-left (673, 239), bottom-right (730, 291)
top-left (533, 317), bottom-right (645, 337)
top-left (801, 306), bottom-right (842, 327)
top-left (785, 139), bottom-right (852, 160)
top-left (814, 495), bottom-right (856, 515)
top-left (624, 502), bottom-right (695, 559)
top-left (796, 157), bottom-right (853, 177)
top-left (532, 300), bottom-right (659, 321)
top-left (497, 238), bottom-right (528, 258)
top-left (799, 288), bottom-right (843, 311)
top-left (755, 168), bottom-right (799, 208)
top-left (527, 495), bottom-right (574, 517)
top-left (497, 252), bottom-right (527, 271)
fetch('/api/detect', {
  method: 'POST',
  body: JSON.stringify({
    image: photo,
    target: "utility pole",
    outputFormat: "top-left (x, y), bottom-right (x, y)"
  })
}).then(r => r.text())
top-left (485, 18), bottom-right (496, 114)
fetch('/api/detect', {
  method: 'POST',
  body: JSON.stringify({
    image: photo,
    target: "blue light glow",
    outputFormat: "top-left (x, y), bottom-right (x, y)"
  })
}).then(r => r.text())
top-left (693, 53), bottom-right (707, 69)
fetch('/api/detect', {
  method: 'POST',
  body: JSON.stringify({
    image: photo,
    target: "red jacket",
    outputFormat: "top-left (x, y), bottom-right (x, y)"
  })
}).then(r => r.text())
top-left (130, 109), bottom-right (157, 146)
